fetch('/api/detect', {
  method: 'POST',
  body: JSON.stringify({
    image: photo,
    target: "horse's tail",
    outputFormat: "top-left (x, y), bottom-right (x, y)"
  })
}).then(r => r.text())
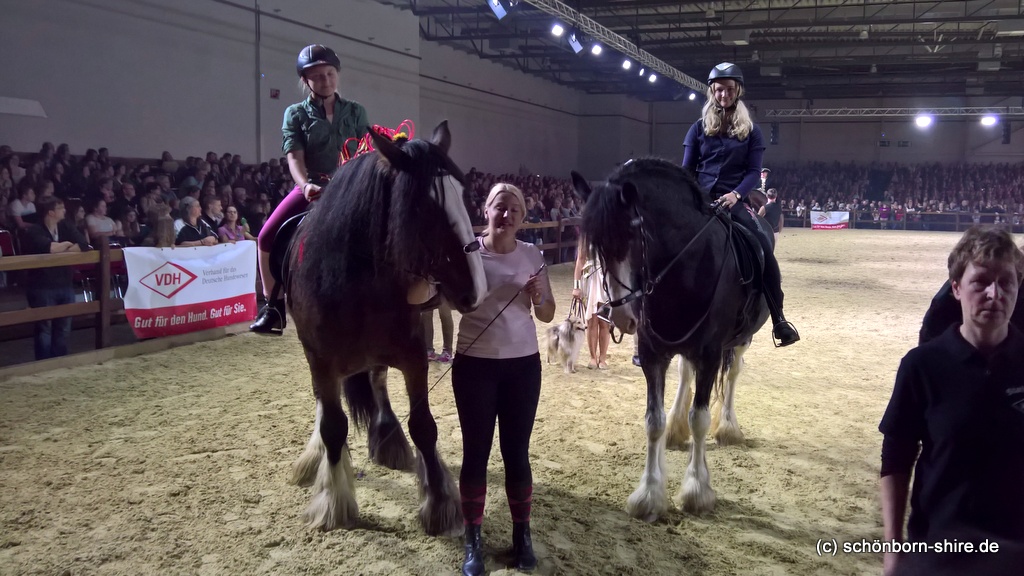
top-left (342, 370), bottom-right (378, 432)
top-left (713, 349), bottom-right (734, 404)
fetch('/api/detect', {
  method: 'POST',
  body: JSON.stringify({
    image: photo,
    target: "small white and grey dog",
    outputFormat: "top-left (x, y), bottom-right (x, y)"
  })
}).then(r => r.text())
top-left (546, 316), bottom-right (587, 374)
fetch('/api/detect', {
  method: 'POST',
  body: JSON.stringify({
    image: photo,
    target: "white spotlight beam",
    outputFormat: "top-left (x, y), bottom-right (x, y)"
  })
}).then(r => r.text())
top-left (524, 0), bottom-right (705, 92)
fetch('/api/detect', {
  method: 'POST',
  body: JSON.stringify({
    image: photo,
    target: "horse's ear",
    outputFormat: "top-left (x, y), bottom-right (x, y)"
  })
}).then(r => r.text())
top-left (571, 171), bottom-right (591, 203)
top-left (430, 120), bottom-right (452, 154)
top-left (620, 181), bottom-right (639, 208)
top-left (369, 127), bottom-right (409, 170)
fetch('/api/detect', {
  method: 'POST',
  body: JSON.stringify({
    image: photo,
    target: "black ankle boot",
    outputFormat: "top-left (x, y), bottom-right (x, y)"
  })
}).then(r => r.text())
top-left (772, 318), bottom-right (800, 347)
top-left (512, 522), bottom-right (537, 572)
top-left (462, 525), bottom-right (484, 576)
top-left (249, 298), bottom-right (286, 334)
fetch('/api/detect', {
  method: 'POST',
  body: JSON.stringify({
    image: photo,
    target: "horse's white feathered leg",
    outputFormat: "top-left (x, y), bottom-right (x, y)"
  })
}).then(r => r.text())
top-left (291, 401), bottom-right (325, 487)
top-left (665, 356), bottom-right (693, 450)
top-left (626, 408), bottom-right (668, 522)
top-left (714, 344), bottom-right (747, 446)
top-left (303, 444), bottom-right (359, 530)
top-left (677, 406), bottom-right (716, 514)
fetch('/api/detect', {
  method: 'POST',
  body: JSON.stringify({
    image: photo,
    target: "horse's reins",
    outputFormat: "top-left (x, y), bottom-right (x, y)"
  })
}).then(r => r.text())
top-left (601, 198), bottom-right (732, 348)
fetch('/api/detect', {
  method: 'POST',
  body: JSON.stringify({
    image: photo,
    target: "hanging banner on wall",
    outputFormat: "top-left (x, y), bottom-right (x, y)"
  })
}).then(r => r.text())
top-left (811, 211), bottom-right (850, 230)
top-left (122, 241), bottom-right (258, 338)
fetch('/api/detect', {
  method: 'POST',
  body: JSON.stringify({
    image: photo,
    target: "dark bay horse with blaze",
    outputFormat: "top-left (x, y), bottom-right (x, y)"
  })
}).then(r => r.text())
top-left (286, 121), bottom-right (486, 534)
top-left (574, 158), bottom-right (769, 522)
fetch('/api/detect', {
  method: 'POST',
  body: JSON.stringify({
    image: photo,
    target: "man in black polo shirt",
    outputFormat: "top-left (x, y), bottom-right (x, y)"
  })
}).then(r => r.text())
top-left (758, 188), bottom-right (784, 244)
top-left (879, 225), bottom-right (1024, 575)
top-left (22, 196), bottom-right (91, 360)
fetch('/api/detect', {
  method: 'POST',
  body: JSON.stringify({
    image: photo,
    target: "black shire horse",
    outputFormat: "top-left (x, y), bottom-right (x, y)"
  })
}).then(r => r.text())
top-left (574, 158), bottom-right (770, 522)
top-left (286, 121), bottom-right (486, 534)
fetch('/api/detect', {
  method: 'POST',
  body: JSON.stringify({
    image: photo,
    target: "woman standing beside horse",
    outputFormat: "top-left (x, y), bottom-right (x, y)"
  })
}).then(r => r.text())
top-left (454, 183), bottom-right (555, 576)
top-left (250, 44), bottom-right (369, 334)
top-left (682, 62), bottom-right (799, 346)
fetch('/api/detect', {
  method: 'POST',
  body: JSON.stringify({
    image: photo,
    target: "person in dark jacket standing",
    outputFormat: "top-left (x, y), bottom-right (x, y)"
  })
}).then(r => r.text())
top-left (22, 196), bottom-right (91, 360)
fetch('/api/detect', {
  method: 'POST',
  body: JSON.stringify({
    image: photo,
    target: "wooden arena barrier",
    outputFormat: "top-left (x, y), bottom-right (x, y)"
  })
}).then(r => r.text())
top-left (0, 242), bottom-right (123, 350)
top-left (472, 217), bottom-right (581, 263)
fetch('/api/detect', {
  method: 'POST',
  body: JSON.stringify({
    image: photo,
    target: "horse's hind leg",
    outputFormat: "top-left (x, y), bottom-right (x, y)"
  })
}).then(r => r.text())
top-left (291, 400), bottom-right (325, 487)
top-left (367, 367), bottom-right (414, 471)
top-left (676, 349), bottom-right (719, 515)
top-left (665, 355), bottom-right (694, 450)
top-left (397, 349), bottom-right (462, 536)
top-left (713, 342), bottom-right (748, 446)
top-left (301, 357), bottom-right (358, 530)
top-left (626, 351), bottom-right (670, 523)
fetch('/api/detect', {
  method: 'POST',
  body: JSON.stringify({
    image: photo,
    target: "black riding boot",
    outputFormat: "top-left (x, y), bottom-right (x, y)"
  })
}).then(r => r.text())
top-left (512, 522), bottom-right (537, 572)
top-left (249, 298), bottom-right (286, 334)
top-left (462, 525), bottom-right (484, 576)
top-left (761, 256), bottom-right (799, 347)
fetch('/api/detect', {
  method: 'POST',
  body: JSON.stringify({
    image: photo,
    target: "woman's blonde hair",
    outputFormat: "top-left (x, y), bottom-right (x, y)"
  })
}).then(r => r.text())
top-left (701, 85), bottom-right (753, 141)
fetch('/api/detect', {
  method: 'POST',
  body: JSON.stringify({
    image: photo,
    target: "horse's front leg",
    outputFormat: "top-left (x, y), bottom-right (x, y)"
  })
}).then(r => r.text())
top-left (713, 343), bottom-right (748, 446)
top-left (396, 341), bottom-right (462, 536)
top-left (665, 355), bottom-right (694, 450)
top-left (299, 354), bottom-right (358, 530)
top-left (676, 348), bottom-right (720, 515)
top-left (367, 366), bottom-right (415, 471)
top-left (626, 349), bottom-right (670, 523)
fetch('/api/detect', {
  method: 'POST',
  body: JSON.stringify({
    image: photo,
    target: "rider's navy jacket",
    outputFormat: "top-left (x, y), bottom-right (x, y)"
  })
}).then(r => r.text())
top-left (682, 119), bottom-right (765, 199)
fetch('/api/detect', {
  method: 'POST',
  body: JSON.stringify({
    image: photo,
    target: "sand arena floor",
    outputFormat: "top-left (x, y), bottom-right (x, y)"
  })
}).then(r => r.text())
top-left (0, 228), bottom-right (979, 575)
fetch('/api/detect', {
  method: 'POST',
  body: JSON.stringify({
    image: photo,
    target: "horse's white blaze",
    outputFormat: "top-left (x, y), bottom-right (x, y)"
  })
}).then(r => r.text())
top-left (678, 407), bottom-right (716, 514)
top-left (666, 357), bottom-right (694, 450)
top-left (604, 257), bottom-right (638, 334)
top-left (303, 444), bottom-right (359, 530)
top-left (441, 176), bottom-right (486, 308)
top-left (291, 401), bottom-right (325, 487)
top-left (626, 409), bottom-right (668, 522)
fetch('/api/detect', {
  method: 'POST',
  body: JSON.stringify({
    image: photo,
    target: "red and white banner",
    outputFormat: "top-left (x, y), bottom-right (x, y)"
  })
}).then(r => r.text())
top-left (811, 210), bottom-right (850, 230)
top-left (122, 241), bottom-right (258, 338)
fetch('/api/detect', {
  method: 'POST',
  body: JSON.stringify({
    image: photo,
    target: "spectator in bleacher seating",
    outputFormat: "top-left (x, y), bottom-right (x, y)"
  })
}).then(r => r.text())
top-left (175, 196), bottom-right (217, 247)
top-left (0, 145), bottom-right (12, 158)
top-left (35, 178), bottom-right (55, 202)
top-left (180, 161), bottom-right (210, 190)
top-left (141, 206), bottom-right (175, 248)
top-left (69, 164), bottom-right (91, 198)
top-left (200, 194), bottom-right (224, 231)
top-left (119, 209), bottom-right (143, 246)
top-left (84, 197), bottom-right (122, 241)
top-left (246, 192), bottom-right (271, 236)
top-left (159, 151), bottom-right (178, 175)
top-left (4, 154), bottom-right (25, 185)
top-left (0, 195), bottom-right (10, 232)
top-left (8, 179), bottom-right (37, 230)
top-left (64, 199), bottom-right (90, 245)
top-left (54, 143), bottom-right (71, 166)
top-left (0, 166), bottom-right (12, 199)
top-left (217, 205), bottom-right (255, 243)
top-left (201, 180), bottom-right (216, 199)
top-left (108, 182), bottom-right (138, 222)
top-left (22, 196), bottom-right (91, 360)
top-left (92, 177), bottom-right (116, 204)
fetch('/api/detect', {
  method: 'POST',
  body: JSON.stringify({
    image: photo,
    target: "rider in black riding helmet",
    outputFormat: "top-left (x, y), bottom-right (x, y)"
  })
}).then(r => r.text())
top-left (250, 44), bottom-right (370, 334)
top-left (682, 62), bottom-right (800, 347)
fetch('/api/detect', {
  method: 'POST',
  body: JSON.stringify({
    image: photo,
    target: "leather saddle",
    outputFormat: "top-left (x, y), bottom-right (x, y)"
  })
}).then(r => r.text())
top-left (729, 220), bottom-right (765, 287)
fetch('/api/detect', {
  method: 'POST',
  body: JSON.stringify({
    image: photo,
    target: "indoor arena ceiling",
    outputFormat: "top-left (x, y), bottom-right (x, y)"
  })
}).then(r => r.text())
top-left (375, 0), bottom-right (1024, 102)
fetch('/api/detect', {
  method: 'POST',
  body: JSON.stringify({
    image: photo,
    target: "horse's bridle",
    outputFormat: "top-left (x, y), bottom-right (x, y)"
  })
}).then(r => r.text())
top-left (600, 201), bottom-right (732, 347)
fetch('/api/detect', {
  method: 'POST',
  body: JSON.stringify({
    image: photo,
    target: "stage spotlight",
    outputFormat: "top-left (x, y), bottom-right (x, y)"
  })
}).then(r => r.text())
top-left (648, 74), bottom-right (657, 83)
top-left (591, 44), bottom-right (602, 56)
top-left (688, 92), bottom-right (697, 101)
top-left (488, 0), bottom-right (507, 20)
top-left (622, 59), bottom-right (632, 70)
top-left (568, 33), bottom-right (583, 54)
top-left (551, 23), bottom-right (564, 37)
top-left (915, 115), bottom-right (933, 128)
top-left (638, 67), bottom-right (645, 76)
top-left (981, 115), bottom-right (998, 127)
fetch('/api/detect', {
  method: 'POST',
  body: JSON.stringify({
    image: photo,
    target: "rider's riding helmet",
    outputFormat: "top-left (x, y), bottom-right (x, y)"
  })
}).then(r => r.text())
top-left (708, 62), bottom-right (744, 87)
top-left (296, 44), bottom-right (341, 77)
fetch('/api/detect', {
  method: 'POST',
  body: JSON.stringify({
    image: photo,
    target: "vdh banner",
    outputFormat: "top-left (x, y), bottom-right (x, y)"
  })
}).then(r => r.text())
top-left (811, 211), bottom-right (850, 230)
top-left (122, 241), bottom-right (257, 338)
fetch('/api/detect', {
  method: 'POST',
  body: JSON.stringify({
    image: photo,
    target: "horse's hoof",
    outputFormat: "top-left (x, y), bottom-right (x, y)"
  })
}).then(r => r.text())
top-left (678, 480), bottom-right (716, 516)
top-left (713, 427), bottom-right (745, 447)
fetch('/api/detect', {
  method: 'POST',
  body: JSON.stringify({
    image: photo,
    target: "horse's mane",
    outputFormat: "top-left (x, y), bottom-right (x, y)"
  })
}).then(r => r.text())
top-left (301, 138), bottom-right (446, 301)
top-left (583, 157), bottom-right (709, 263)
top-left (609, 157), bottom-right (709, 213)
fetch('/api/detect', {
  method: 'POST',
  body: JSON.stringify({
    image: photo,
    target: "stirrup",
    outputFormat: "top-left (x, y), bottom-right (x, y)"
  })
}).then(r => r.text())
top-left (250, 302), bottom-right (286, 335)
top-left (771, 320), bottom-right (800, 348)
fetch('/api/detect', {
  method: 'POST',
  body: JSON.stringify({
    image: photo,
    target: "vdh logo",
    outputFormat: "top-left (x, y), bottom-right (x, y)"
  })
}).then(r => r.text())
top-left (139, 262), bottom-right (197, 298)
top-left (815, 212), bottom-right (829, 223)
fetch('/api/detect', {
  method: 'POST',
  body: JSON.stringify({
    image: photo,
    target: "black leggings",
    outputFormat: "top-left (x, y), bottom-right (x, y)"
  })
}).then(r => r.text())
top-left (452, 353), bottom-right (542, 488)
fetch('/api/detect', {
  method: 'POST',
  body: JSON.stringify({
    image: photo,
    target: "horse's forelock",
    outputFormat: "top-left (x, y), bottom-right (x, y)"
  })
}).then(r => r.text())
top-left (384, 139), bottom-right (454, 275)
top-left (582, 180), bottom-right (634, 265)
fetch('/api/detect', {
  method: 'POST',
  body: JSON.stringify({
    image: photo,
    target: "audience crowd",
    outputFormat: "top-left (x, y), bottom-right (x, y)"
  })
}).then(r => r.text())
top-left (4, 142), bottom-right (1024, 253)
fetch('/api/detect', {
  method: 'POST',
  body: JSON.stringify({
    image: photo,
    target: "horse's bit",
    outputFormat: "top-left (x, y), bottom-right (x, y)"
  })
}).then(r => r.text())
top-left (600, 201), bottom-right (732, 348)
